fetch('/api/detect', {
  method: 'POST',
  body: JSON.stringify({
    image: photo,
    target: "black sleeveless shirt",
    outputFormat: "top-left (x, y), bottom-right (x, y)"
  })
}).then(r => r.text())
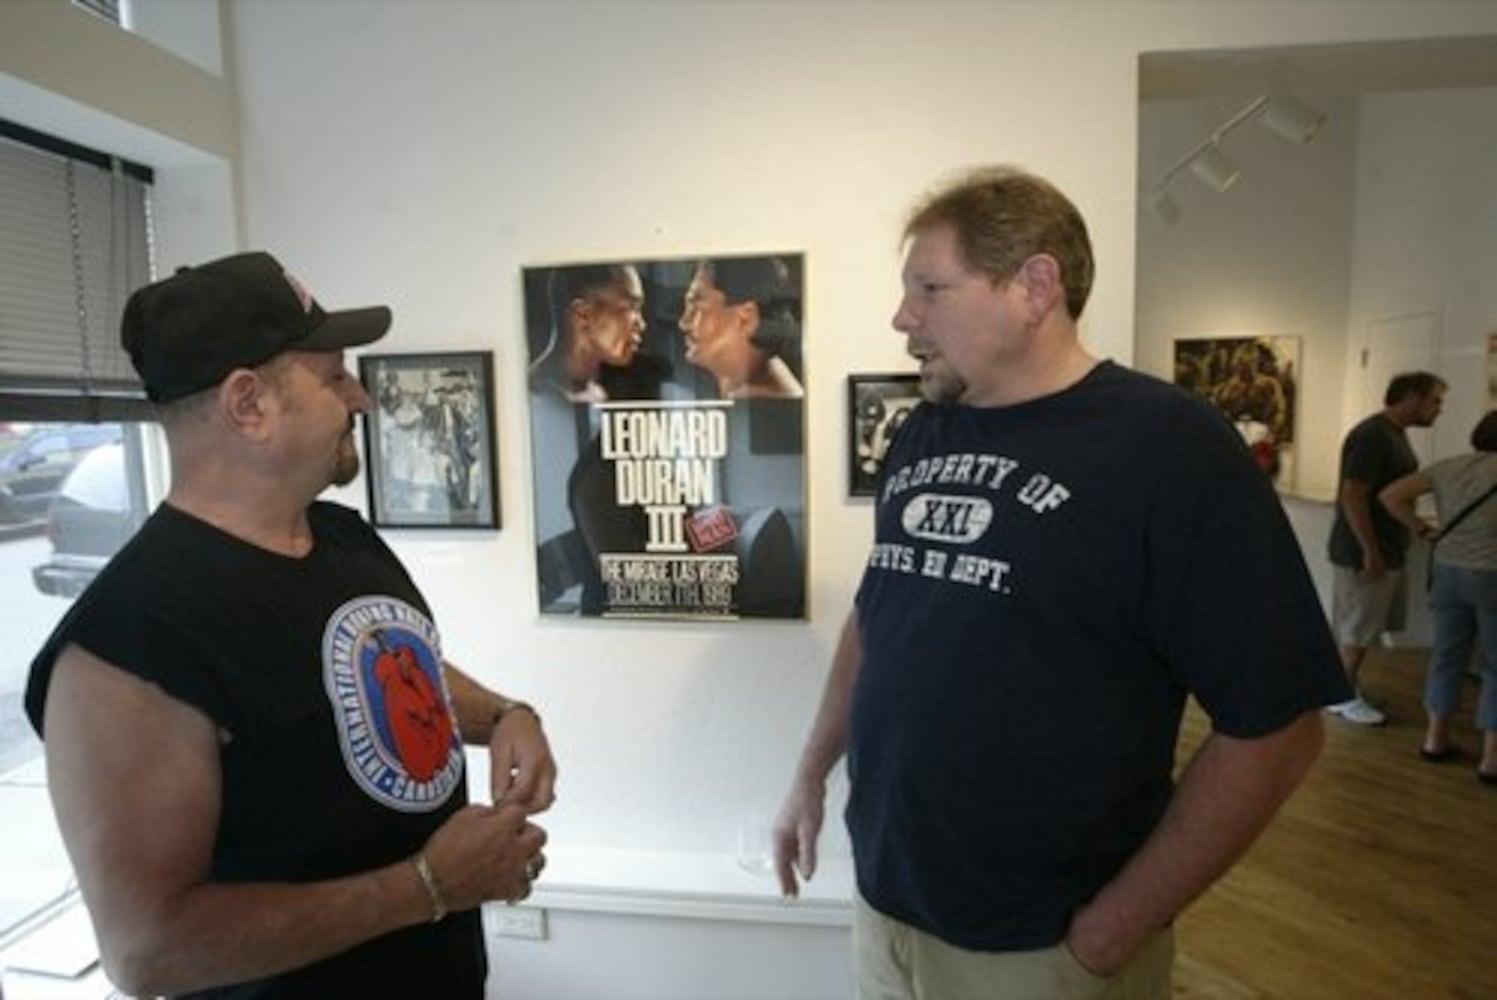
top-left (27, 501), bottom-right (486, 998)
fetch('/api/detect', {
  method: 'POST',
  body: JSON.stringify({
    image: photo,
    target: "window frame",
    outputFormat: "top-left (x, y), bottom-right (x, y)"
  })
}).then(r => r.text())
top-left (0, 116), bottom-right (157, 950)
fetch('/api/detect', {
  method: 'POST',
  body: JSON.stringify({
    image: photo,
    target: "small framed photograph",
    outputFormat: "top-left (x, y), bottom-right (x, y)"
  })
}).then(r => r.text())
top-left (358, 351), bottom-right (500, 529)
top-left (847, 373), bottom-right (921, 497)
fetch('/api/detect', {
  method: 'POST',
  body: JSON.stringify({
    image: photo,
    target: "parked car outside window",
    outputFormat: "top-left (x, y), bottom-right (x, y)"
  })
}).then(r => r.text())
top-left (0, 425), bottom-right (123, 531)
top-left (31, 443), bottom-right (144, 598)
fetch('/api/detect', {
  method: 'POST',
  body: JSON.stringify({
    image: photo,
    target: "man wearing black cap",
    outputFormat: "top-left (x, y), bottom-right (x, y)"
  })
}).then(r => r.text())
top-left (25, 252), bottom-right (556, 998)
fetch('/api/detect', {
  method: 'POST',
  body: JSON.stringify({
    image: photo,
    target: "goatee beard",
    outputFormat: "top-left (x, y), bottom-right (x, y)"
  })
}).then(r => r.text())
top-left (920, 369), bottom-right (966, 405)
top-left (332, 433), bottom-right (360, 487)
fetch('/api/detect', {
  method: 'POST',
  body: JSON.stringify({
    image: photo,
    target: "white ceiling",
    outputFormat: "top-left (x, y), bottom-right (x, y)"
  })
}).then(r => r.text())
top-left (1140, 35), bottom-right (1497, 101)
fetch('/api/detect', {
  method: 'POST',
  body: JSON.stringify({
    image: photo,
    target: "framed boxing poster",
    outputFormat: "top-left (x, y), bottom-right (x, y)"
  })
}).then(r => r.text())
top-left (522, 253), bottom-right (807, 620)
top-left (847, 373), bottom-right (921, 497)
top-left (358, 351), bottom-right (500, 529)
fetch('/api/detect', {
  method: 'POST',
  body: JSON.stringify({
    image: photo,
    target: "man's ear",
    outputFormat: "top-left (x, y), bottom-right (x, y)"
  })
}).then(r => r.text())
top-left (733, 300), bottom-right (760, 334)
top-left (218, 368), bottom-right (273, 440)
top-left (1017, 254), bottom-right (1063, 319)
top-left (567, 298), bottom-right (591, 333)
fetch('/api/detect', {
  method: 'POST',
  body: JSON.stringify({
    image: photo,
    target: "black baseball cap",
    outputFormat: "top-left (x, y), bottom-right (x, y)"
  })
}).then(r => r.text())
top-left (122, 251), bottom-right (391, 403)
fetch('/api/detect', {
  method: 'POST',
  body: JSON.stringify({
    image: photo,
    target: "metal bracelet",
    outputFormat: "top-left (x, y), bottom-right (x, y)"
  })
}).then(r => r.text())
top-left (412, 851), bottom-right (447, 924)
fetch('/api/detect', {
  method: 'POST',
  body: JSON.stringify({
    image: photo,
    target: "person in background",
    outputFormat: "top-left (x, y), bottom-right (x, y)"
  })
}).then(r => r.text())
top-left (26, 252), bottom-right (556, 998)
top-left (1379, 409), bottom-right (1497, 783)
top-left (678, 256), bottom-right (804, 400)
top-left (1325, 371), bottom-right (1447, 725)
top-left (772, 166), bottom-right (1347, 998)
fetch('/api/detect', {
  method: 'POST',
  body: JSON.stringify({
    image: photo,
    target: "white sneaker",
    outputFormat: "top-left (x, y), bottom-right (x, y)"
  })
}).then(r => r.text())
top-left (1327, 696), bottom-right (1387, 726)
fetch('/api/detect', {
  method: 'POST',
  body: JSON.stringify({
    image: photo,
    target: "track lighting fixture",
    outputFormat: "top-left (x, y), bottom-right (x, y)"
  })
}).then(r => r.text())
top-left (1146, 188), bottom-right (1180, 227)
top-left (1260, 97), bottom-right (1325, 144)
top-left (1146, 95), bottom-right (1326, 225)
top-left (1189, 144), bottom-right (1240, 193)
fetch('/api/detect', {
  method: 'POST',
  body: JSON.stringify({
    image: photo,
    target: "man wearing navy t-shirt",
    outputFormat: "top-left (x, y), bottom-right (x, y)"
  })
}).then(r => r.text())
top-left (772, 167), bottom-right (1349, 998)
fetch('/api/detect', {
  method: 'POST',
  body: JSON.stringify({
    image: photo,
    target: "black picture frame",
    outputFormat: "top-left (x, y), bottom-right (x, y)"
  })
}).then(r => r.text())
top-left (847, 373), bottom-right (921, 497)
top-left (358, 351), bottom-right (500, 529)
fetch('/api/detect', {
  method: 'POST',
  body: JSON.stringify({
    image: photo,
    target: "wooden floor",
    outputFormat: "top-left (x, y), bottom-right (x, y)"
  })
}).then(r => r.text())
top-left (1171, 648), bottom-right (1496, 998)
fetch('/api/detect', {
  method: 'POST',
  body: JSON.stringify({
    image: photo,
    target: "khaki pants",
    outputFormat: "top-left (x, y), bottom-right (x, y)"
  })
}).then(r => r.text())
top-left (1331, 565), bottom-right (1408, 645)
top-left (854, 893), bottom-right (1174, 1000)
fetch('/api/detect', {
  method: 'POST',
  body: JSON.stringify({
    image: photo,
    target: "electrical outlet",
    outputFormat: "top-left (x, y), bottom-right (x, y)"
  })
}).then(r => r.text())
top-left (488, 905), bottom-right (548, 941)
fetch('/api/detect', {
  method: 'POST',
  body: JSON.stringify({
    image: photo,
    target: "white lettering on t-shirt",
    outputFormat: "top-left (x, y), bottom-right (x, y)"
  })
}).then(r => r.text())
top-left (870, 454), bottom-right (1072, 598)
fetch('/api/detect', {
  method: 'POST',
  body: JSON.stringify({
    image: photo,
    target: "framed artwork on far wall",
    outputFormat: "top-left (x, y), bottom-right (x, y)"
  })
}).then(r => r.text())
top-left (1487, 331), bottom-right (1496, 409)
top-left (847, 373), bottom-right (922, 497)
top-left (358, 351), bottom-right (500, 529)
top-left (1172, 334), bottom-right (1300, 490)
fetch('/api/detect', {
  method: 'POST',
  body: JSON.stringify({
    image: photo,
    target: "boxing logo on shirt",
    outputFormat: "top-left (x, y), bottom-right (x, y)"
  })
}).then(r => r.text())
top-left (323, 596), bottom-right (465, 812)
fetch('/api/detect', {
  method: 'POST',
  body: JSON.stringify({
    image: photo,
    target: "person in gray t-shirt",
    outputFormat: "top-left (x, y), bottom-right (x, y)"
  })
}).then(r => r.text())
top-left (1381, 410), bottom-right (1497, 782)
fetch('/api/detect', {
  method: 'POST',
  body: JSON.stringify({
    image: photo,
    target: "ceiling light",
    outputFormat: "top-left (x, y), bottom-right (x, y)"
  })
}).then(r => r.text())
top-left (1142, 94), bottom-right (1326, 223)
top-left (1189, 144), bottom-right (1240, 192)
top-left (1259, 96), bottom-right (1325, 144)
top-left (1147, 188), bottom-right (1180, 226)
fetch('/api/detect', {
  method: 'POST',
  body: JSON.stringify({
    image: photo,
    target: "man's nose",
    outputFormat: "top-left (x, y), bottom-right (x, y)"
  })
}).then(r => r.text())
top-left (891, 297), bottom-right (917, 334)
top-left (347, 378), bottom-right (372, 413)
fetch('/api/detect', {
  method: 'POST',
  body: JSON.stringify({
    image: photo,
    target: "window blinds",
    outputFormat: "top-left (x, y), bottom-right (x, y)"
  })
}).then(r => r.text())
top-left (73, 0), bottom-right (123, 24)
top-left (0, 122), bottom-right (154, 420)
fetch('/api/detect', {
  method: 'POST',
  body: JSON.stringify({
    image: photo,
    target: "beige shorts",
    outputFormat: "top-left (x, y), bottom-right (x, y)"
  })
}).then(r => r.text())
top-left (854, 893), bottom-right (1174, 1000)
top-left (1331, 566), bottom-right (1408, 646)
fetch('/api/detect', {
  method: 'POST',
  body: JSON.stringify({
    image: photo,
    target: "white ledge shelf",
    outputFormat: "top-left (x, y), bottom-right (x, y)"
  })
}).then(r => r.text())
top-left (516, 845), bottom-right (854, 927)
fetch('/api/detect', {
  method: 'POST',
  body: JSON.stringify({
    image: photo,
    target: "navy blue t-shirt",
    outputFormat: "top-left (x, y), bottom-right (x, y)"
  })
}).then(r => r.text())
top-left (847, 361), bottom-right (1348, 951)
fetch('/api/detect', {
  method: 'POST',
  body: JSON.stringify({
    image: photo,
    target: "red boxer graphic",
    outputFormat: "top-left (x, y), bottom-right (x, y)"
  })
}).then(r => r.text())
top-left (372, 633), bottom-right (454, 782)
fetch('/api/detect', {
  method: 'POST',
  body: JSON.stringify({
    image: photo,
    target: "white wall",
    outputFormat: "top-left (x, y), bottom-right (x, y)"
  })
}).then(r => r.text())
top-left (1346, 88), bottom-right (1497, 455)
top-left (128, 0), bottom-right (225, 76)
top-left (219, 1), bottom-right (1497, 868)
